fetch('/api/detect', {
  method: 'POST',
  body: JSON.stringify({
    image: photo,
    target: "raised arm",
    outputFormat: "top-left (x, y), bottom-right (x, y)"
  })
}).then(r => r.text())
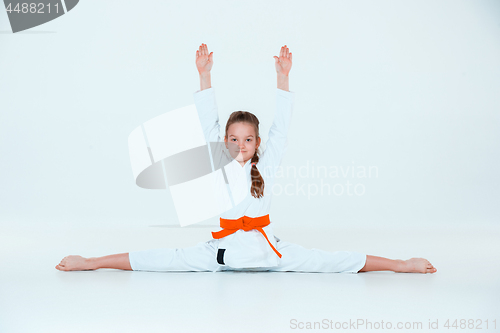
top-left (259, 45), bottom-right (295, 173)
top-left (193, 43), bottom-right (221, 143)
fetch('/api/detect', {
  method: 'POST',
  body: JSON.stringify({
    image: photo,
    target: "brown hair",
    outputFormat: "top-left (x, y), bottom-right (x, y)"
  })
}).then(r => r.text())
top-left (225, 111), bottom-right (265, 199)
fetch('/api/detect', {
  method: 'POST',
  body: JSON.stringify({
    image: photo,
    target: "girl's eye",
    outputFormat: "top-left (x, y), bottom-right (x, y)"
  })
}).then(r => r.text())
top-left (231, 138), bottom-right (236, 141)
top-left (246, 139), bottom-right (251, 142)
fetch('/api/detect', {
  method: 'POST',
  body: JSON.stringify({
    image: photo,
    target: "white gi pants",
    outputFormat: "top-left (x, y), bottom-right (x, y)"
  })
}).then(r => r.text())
top-left (128, 239), bottom-right (367, 274)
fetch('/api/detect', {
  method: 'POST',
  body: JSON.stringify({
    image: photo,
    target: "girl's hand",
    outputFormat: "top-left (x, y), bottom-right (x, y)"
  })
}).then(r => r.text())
top-left (273, 45), bottom-right (292, 76)
top-left (196, 43), bottom-right (213, 75)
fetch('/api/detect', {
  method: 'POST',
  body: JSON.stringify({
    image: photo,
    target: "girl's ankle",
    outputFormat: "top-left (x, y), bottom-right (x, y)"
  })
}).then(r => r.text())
top-left (86, 257), bottom-right (98, 270)
top-left (394, 259), bottom-right (406, 272)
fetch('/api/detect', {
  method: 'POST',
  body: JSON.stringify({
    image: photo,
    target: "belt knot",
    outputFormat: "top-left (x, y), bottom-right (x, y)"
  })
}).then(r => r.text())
top-left (212, 214), bottom-right (282, 258)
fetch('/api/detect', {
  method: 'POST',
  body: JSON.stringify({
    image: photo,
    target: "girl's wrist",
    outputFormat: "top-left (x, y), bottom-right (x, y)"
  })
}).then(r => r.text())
top-left (199, 72), bottom-right (212, 90)
top-left (277, 74), bottom-right (289, 91)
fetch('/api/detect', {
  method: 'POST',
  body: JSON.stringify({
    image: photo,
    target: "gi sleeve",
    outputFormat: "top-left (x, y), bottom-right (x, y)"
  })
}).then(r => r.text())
top-left (193, 87), bottom-right (222, 143)
top-left (259, 88), bottom-right (295, 171)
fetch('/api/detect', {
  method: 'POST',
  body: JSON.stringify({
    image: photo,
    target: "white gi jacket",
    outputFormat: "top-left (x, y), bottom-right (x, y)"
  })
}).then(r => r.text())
top-left (193, 87), bottom-right (295, 268)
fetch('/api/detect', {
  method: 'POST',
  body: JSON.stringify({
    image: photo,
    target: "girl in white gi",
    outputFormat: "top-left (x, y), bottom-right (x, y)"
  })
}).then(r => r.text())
top-left (56, 43), bottom-right (437, 274)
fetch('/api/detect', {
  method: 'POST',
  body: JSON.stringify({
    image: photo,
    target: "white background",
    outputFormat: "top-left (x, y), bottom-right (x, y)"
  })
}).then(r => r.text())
top-left (1, 0), bottom-right (499, 229)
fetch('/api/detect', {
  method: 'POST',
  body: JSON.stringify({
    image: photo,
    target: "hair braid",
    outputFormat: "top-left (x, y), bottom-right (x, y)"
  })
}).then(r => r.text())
top-left (250, 151), bottom-right (264, 198)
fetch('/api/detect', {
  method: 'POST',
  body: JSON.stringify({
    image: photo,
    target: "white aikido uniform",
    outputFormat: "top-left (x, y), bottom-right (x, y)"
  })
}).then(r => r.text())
top-left (128, 87), bottom-right (367, 273)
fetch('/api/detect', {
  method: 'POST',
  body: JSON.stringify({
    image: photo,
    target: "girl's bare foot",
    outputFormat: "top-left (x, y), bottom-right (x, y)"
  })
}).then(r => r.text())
top-left (398, 258), bottom-right (437, 273)
top-left (55, 255), bottom-right (95, 271)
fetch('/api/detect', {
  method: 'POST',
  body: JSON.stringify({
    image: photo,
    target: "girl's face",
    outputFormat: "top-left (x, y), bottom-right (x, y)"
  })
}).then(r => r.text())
top-left (224, 122), bottom-right (261, 163)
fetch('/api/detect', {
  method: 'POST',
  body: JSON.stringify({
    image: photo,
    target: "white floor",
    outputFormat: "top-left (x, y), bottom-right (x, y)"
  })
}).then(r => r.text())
top-left (0, 223), bottom-right (498, 333)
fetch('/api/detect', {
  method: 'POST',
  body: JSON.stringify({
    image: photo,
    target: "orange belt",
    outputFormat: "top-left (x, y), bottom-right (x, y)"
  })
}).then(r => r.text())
top-left (211, 214), bottom-right (282, 258)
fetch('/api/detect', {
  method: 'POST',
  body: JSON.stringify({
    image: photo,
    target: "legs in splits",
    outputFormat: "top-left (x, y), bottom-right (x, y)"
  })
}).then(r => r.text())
top-left (55, 241), bottom-right (437, 274)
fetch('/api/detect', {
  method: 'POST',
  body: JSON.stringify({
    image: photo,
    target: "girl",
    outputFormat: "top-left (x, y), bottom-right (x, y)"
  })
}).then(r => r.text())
top-left (56, 43), bottom-right (437, 274)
